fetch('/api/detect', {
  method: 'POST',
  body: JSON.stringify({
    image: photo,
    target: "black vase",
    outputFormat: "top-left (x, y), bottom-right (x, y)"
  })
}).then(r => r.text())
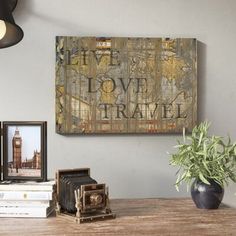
top-left (191, 179), bottom-right (224, 209)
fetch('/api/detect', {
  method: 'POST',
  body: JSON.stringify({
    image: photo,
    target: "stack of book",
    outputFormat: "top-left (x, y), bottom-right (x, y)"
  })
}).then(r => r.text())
top-left (0, 180), bottom-right (55, 218)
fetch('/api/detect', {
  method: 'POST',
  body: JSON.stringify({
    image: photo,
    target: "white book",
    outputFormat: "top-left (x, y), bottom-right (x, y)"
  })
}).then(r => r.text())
top-left (0, 191), bottom-right (53, 201)
top-left (0, 180), bottom-right (55, 191)
top-left (0, 206), bottom-right (54, 218)
top-left (0, 200), bottom-right (52, 207)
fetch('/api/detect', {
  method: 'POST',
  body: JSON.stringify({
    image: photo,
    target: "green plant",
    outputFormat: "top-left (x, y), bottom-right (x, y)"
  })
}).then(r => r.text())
top-left (170, 121), bottom-right (236, 191)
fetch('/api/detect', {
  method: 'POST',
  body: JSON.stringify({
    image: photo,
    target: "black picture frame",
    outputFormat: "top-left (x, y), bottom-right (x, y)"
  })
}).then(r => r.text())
top-left (3, 121), bottom-right (47, 181)
top-left (0, 122), bottom-right (2, 180)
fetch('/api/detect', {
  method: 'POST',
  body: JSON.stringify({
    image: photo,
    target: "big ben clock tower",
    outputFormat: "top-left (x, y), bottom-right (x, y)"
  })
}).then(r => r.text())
top-left (12, 127), bottom-right (22, 170)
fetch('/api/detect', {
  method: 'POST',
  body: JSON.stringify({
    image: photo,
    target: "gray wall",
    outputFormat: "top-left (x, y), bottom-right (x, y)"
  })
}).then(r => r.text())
top-left (1, 0), bottom-right (236, 205)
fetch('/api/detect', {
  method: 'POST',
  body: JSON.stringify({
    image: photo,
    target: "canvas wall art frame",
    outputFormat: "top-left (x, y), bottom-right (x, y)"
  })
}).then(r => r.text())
top-left (3, 121), bottom-right (47, 181)
top-left (56, 37), bottom-right (197, 134)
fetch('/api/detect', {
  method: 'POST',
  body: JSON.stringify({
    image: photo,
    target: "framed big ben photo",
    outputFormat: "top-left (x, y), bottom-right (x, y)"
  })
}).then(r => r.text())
top-left (2, 121), bottom-right (47, 181)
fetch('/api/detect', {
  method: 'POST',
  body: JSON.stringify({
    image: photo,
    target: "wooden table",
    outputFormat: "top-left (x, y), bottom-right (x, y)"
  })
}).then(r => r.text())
top-left (0, 198), bottom-right (236, 236)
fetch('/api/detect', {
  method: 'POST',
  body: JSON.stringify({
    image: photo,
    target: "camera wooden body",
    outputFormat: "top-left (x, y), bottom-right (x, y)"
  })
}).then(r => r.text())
top-left (55, 168), bottom-right (115, 223)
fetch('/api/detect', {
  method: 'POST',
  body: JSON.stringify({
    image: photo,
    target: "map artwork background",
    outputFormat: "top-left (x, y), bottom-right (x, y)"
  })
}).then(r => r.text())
top-left (56, 37), bottom-right (197, 134)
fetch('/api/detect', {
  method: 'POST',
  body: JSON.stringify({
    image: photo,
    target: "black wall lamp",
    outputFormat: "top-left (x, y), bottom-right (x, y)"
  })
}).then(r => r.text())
top-left (0, 0), bottom-right (23, 48)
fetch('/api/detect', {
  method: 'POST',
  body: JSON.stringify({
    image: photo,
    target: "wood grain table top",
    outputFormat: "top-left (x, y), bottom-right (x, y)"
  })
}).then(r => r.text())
top-left (0, 198), bottom-right (236, 236)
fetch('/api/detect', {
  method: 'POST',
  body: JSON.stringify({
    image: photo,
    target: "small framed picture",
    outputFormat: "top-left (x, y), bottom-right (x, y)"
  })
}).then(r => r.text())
top-left (0, 122), bottom-right (2, 180)
top-left (3, 121), bottom-right (47, 181)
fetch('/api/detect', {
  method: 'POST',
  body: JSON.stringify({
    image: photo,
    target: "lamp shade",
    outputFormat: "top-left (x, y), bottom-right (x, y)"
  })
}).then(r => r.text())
top-left (0, 0), bottom-right (23, 48)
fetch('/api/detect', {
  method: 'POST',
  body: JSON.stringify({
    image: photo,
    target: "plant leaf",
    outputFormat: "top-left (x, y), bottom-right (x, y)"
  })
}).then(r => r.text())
top-left (199, 172), bottom-right (210, 185)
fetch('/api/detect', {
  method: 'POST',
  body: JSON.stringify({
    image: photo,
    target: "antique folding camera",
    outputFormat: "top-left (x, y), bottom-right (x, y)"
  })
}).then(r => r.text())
top-left (55, 168), bottom-right (115, 223)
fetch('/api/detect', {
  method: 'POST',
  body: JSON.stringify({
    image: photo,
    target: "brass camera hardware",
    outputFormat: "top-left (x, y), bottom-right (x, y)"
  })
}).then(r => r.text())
top-left (55, 168), bottom-right (116, 223)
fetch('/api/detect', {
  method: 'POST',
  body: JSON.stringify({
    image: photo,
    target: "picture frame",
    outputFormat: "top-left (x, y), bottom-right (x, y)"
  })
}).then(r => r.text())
top-left (0, 122), bottom-right (2, 180)
top-left (56, 37), bottom-right (197, 134)
top-left (3, 121), bottom-right (47, 181)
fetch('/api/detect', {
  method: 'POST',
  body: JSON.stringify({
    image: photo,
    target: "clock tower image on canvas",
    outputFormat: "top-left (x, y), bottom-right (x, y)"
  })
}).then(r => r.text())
top-left (12, 128), bottom-right (22, 171)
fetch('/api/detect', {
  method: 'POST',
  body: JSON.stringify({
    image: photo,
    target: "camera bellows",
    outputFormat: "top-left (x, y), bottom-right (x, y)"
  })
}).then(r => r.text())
top-left (59, 173), bottom-right (97, 213)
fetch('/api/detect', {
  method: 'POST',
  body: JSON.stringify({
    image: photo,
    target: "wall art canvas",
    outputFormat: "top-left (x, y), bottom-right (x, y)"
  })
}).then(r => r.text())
top-left (56, 37), bottom-right (197, 134)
